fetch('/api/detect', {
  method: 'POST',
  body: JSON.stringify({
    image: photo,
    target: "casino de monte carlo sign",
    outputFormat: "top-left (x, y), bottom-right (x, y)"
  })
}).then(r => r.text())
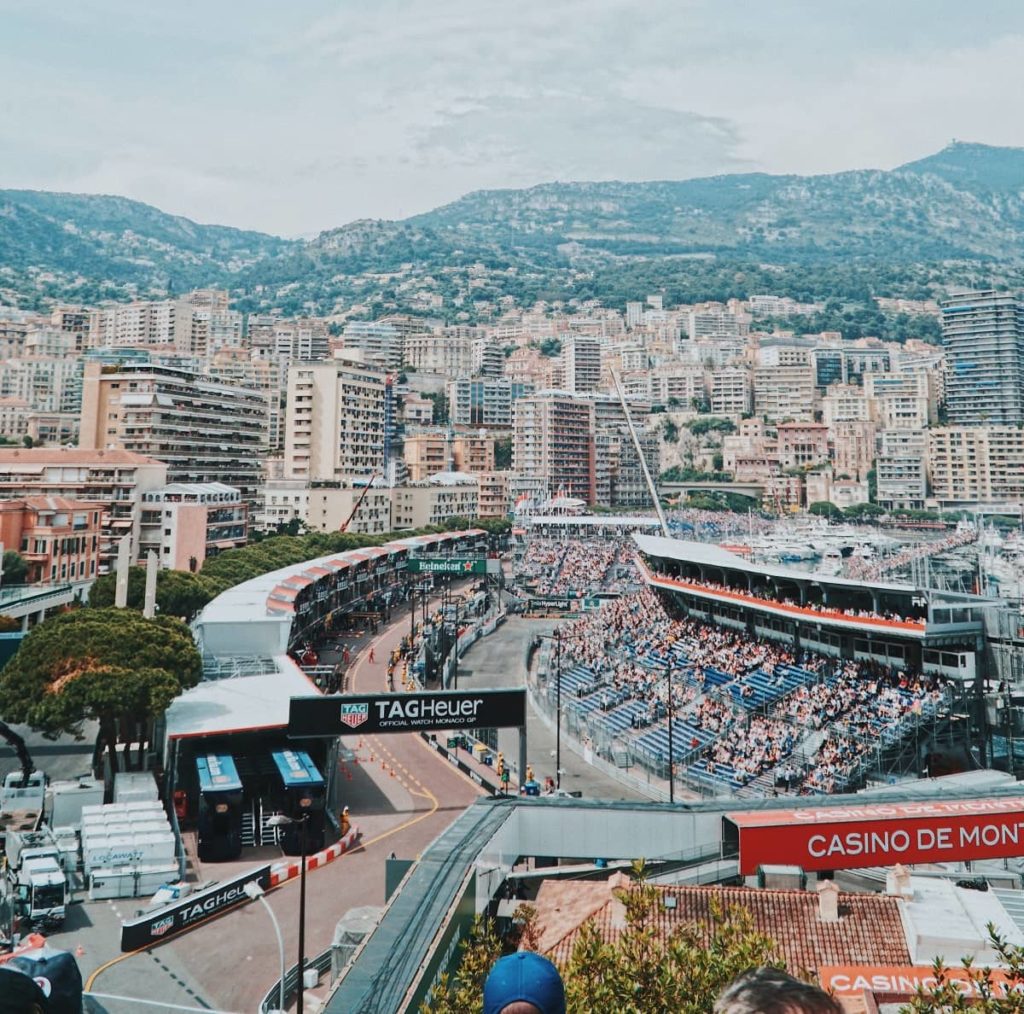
top-left (725, 795), bottom-right (1024, 875)
top-left (289, 688), bottom-right (527, 737)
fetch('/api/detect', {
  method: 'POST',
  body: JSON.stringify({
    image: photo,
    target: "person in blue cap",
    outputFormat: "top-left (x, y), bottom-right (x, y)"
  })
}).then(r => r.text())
top-left (483, 951), bottom-right (566, 1014)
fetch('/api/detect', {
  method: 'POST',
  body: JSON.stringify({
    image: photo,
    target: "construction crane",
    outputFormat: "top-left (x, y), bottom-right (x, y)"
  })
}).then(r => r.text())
top-left (339, 473), bottom-right (381, 532)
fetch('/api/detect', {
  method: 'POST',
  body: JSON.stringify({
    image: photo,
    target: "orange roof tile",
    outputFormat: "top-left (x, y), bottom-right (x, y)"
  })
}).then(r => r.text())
top-left (533, 881), bottom-right (909, 977)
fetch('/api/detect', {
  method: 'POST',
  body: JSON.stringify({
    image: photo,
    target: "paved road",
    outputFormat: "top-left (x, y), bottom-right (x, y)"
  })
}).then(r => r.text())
top-left (83, 599), bottom-right (484, 1013)
top-left (459, 616), bottom-right (651, 802)
top-left (0, 721), bottom-right (99, 784)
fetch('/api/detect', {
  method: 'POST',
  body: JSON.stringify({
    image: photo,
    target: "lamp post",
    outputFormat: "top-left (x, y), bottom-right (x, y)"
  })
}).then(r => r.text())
top-left (268, 812), bottom-right (310, 1014)
top-left (243, 881), bottom-right (285, 1014)
top-left (666, 662), bottom-right (674, 804)
top-left (555, 628), bottom-right (562, 791)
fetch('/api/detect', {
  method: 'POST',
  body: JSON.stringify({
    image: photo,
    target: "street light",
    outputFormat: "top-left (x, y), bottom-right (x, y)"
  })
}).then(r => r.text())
top-left (242, 880), bottom-right (285, 1014)
top-left (268, 812), bottom-right (310, 1014)
top-left (535, 629), bottom-right (563, 791)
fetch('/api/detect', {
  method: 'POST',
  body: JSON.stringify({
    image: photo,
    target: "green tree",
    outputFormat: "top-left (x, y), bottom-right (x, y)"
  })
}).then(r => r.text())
top-left (843, 502), bottom-right (886, 519)
top-left (88, 567), bottom-right (214, 622)
top-left (808, 501), bottom-right (843, 519)
top-left (425, 866), bottom-right (783, 1014)
top-left (424, 391), bottom-right (450, 425)
top-left (423, 916), bottom-right (504, 1014)
top-left (494, 436), bottom-right (513, 470)
top-left (2, 549), bottom-right (28, 585)
top-left (0, 608), bottom-right (201, 772)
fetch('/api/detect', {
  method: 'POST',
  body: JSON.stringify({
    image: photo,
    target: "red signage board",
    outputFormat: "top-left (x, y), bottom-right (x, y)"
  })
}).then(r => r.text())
top-left (726, 796), bottom-right (1024, 875)
top-left (819, 965), bottom-right (1021, 999)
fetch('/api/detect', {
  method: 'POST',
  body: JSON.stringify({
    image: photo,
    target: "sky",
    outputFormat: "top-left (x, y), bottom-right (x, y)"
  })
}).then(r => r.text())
top-left (1, 0), bottom-right (1023, 237)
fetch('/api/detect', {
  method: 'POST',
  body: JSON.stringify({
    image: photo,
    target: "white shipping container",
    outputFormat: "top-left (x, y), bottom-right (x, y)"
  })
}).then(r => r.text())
top-left (89, 863), bottom-right (180, 900)
top-left (48, 779), bottom-right (105, 829)
top-left (113, 773), bottom-right (158, 805)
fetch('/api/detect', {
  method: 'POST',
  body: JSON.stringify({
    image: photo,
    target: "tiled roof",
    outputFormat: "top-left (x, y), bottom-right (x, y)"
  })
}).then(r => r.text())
top-left (534, 878), bottom-right (910, 976)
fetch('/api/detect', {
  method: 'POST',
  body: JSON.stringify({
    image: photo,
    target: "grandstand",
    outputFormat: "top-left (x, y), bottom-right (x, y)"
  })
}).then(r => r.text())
top-left (538, 565), bottom-right (961, 799)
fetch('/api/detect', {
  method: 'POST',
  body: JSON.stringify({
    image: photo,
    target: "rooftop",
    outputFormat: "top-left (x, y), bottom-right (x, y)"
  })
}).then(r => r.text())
top-left (0, 448), bottom-right (163, 466)
top-left (163, 654), bottom-right (316, 742)
top-left (533, 876), bottom-right (910, 974)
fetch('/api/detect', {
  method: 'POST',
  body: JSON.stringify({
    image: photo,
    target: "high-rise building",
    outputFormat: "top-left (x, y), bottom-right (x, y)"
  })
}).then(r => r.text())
top-left (941, 290), bottom-right (1024, 425)
top-left (283, 356), bottom-right (388, 482)
top-left (341, 322), bottom-right (403, 372)
top-left (512, 392), bottom-right (595, 503)
top-left (403, 331), bottom-right (473, 376)
top-left (561, 336), bottom-right (601, 394)
top-left (927, 426), bottom-right (1024, 504)
top-left (447, 377), bottom-right (533, 429)
top-left (79, 361), bottom-right (266, 504)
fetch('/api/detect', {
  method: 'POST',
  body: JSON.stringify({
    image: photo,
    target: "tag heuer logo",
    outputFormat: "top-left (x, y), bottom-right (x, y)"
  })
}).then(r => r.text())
top-left (151, 916), bottom-right (174, 938)
top-left (341, 702), bottom-right (369, 728)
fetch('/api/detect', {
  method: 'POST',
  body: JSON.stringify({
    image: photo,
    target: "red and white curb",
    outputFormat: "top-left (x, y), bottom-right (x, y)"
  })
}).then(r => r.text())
top-left (269, 826), bottom-right (361, 886)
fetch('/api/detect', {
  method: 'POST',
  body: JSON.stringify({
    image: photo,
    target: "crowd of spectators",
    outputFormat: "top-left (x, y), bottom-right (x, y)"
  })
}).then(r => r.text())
top-left (552, 588), bottom-right (946, 797)
top-left (517, 538), bottom-right (639, 597)
top-left (846, 526), bottom-right (977, 581)
top-left (649, 573), bottom-right (925, 626)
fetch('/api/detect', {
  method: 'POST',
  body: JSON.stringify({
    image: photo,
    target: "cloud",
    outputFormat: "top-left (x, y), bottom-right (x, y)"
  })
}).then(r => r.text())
top-left (0, 0), bottom-right (1023, 234)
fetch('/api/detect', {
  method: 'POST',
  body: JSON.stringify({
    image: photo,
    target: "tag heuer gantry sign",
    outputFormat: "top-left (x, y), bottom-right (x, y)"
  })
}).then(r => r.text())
top-left (407, 557), bottom-right (487, 575)
top-left (289, 688), bottom-right (527, 737)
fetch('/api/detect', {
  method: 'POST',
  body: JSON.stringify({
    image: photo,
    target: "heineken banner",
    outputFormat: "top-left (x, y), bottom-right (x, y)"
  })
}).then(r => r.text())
top-left (289, 688), bottom-right (527, 737)
top-left (407, 557), bottom-right (487, 575)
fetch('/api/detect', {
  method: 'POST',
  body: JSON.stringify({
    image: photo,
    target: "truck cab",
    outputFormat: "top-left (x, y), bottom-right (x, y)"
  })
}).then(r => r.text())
top-left (13, 855), bottom-right (67, 930)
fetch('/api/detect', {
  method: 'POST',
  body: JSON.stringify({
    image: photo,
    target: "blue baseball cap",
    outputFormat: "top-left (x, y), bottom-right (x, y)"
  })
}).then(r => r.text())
top-left (483, 951), bottom-right (566, 1014)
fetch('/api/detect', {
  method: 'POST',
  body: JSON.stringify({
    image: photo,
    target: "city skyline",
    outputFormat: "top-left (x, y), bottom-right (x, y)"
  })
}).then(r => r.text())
top-left (2, 0), bottom-right (1024, 235)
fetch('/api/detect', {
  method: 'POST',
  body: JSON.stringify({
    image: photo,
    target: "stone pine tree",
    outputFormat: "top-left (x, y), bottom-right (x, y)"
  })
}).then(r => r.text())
top-left (0, 608), bottom-right (201, 773)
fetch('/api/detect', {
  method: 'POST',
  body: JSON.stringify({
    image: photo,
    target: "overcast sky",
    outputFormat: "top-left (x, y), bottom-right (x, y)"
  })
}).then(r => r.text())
top-left (2, 1), bottom-right (1023, 237)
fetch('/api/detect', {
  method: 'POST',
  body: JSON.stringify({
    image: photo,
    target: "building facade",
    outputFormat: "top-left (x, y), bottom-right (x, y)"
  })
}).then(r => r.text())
top-left (139, 483), bottom-right (248, 570)
top-left (512, 392), bottom-right (596, 503)
top-left (79, 361), bottom-right (266, 505)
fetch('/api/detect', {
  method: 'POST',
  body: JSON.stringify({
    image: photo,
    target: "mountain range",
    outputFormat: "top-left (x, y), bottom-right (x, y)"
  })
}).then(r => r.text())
top-left (1, 142), bottom-right (1023, 315)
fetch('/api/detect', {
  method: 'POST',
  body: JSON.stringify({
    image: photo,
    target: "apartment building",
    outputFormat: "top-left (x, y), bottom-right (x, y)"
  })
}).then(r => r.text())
top-left (753, 364), bottom-right (816, 421)
top-left (863, 372), bottom-right (938, 431)
top-left (927, 426), bottom-right (1024, 504)
top-left (306, 484), bottom-right (393, 535)
top-left (138, 482), bottom-right (247, 570)
top-left (447, 377), bottom-right (533, 429)
top-left (284, 357), bottom-right (388, 482)
top-left (0, 356), bottom-right (84, 416)
top-left (512, 392), bottom-right (595, 503)
top-left (341, 322), bottom-right (403, 372)
top-left (391, 473), bottom-right (479, 529)
top-left (0, 398), bottom-right (30, 440)
top-left (821, 384), bottom-right (872, 426)
top-left (0, 448), bottom-right (167, 573)
top-left (709, 368), bottom-right (751, 416)
top-left (254, 479), bottom-right (309, 533)
top-left (562, 336), bottom-right (601, 394)
top-left (477, 471), bottom-right (510, 518)
top-left (776, 422), bottom-right (830, 470)
top-left (648, 365), bottom-right (706, 407)
top-left (0, 496), bottom-right (106, 589)
top-left (473, 337), bottom-right (504, 377)
top-left (876, 429), bottom-right (928, 509)
top-left (941, 290), bottom-right (1024, 425)
top-left (248, 315), bottom-right (331, 364)
top-left (79, 361), bottom-right (266, 504)
top-left (207, 351), bottom-right (285, 451)
top-left (403, 332), bottom-right (472, 376)
top-left (830, 420), bottom-right (877, 482)
top-left (403, 434), bottom-right (495, 482)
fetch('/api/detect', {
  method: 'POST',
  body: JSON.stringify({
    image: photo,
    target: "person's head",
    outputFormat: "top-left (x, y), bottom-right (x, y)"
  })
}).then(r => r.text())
top-left (483, 951), bottom-right (565, 1014)
top-left (0, 966), bottom-right (49, 1014)
top-left (714, 968), bottom-right (842, 1014)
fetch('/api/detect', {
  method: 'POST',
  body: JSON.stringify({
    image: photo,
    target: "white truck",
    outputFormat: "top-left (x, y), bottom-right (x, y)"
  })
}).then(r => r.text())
top-left (5, 829), bottom-right (68, 931)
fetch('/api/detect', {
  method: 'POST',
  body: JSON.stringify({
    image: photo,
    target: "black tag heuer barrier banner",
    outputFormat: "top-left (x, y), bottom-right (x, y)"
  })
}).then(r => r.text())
top-left (121, 865), bottom-right (271, 951)
top-left (289, 688), bottom-right (527, 737)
